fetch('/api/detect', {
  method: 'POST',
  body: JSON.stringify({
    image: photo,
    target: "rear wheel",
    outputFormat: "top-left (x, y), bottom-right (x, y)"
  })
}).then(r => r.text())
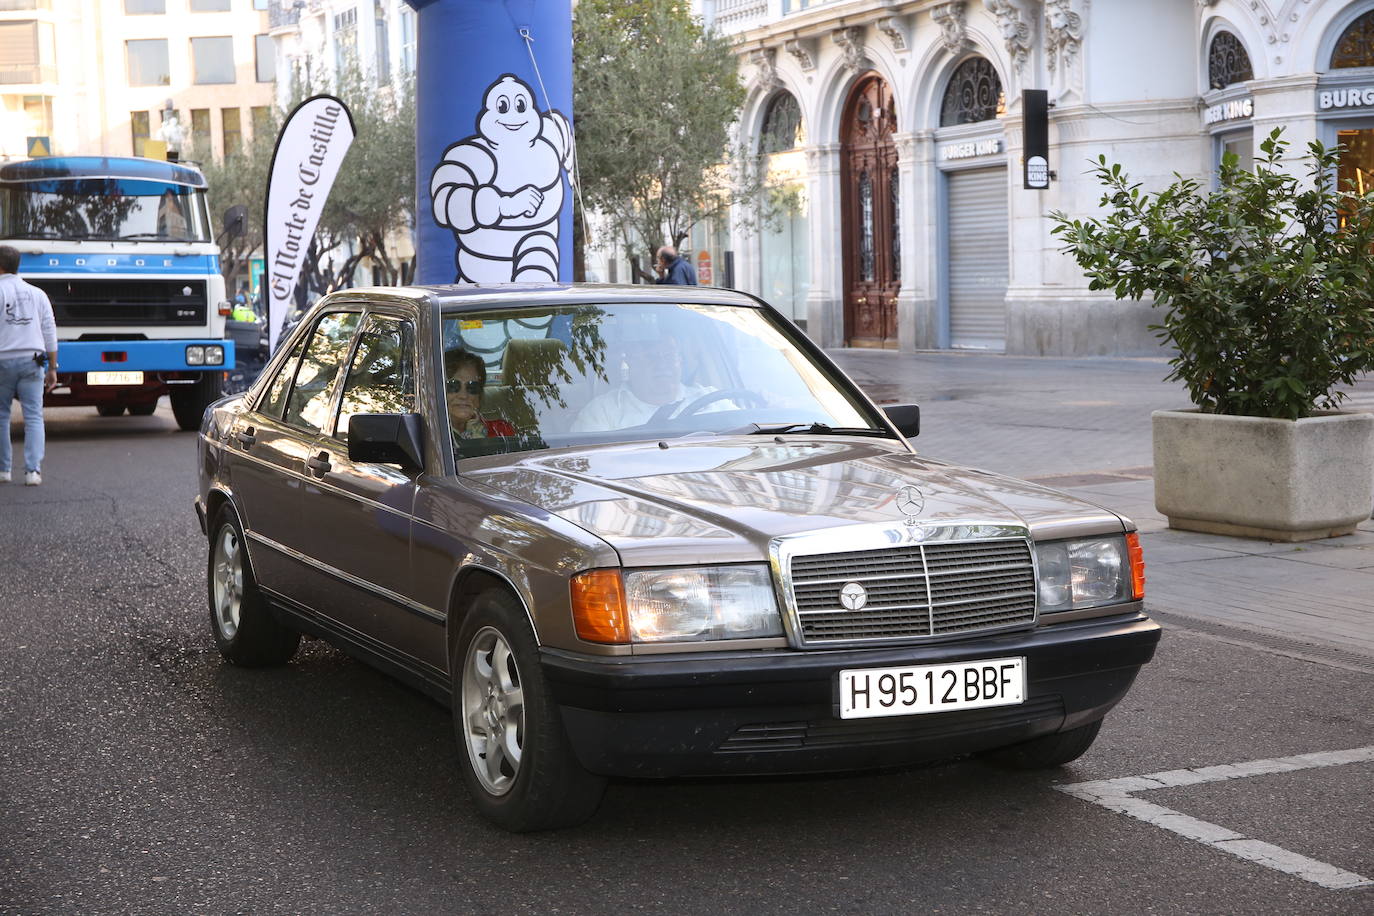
top-left (981, 720), bottom-right (1103, 769)
top-left (172, 372), bottom-right (222, 431)
top-left (207, 505), bottom-right (299, 667)
top-left (453, 589), bottom-right (606, 832)
top-left (96, 404), bottom-right (126, 417)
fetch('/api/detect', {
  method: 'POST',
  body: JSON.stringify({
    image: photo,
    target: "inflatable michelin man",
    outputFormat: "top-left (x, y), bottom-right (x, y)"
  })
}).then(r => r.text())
top-left (429, 74), bottom-right (573, 283)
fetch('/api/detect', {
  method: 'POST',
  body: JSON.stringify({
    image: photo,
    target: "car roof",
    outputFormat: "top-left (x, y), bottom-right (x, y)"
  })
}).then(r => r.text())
top-left (319, 283), bottom-right (767, 313)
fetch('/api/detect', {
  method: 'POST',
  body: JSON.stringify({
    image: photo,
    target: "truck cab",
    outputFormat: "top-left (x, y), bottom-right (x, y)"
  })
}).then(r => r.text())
top-left (0, 156), bottom-right (237, 430)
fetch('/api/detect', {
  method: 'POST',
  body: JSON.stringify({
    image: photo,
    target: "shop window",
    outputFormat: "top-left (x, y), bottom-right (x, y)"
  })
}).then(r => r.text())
top-left (940, 57), bottom-right (1004, 127)
top-left (126, 38), bottom-right (170, 86)
top-left (1332, 11), bottom-right (1374, 68)
top-left (130, 110), bottom-right (151, 157)
top-left (192, 36), bottom-right (235, 84)
top-left (255, 34), bottom-right (275, 82)
top-left (1217, 132), bottom-right (1254, 176)
top-left (1208, 31), bottom-right (1253, 89)
top-left (761, 92), bottom-right (803, 154)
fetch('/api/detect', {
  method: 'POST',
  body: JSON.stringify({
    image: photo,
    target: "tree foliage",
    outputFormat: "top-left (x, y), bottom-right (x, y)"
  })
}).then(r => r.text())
top-left (1051, 130), bottom-right (1374, 420)
top-left (573, 0), bottom-right (746, 278)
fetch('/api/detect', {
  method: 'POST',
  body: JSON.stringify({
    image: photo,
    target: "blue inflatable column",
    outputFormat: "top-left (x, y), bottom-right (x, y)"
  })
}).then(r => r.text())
top-left (404, 0), bottom-right (574, 284)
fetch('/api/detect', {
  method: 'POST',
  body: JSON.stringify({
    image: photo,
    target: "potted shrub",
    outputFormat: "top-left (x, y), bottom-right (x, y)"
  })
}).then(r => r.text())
top-left (1052, 130), bottom-right (1374, 541)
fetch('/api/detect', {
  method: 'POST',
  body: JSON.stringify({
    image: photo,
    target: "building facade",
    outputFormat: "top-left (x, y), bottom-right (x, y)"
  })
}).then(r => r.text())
top-left (1, 0), bottom-right (276, 161)
top-left (696, 0), bottom-right (1374, 355)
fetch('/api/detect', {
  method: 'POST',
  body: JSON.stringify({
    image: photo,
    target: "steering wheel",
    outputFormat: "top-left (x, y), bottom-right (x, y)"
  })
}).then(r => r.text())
top-left (677, 388), bottom-right (767, 417)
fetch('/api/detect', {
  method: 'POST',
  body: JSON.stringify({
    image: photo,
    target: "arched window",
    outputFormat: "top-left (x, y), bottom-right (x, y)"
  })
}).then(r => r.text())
top-left (1208, 31), bottom-right (1253, 89)
top-left (760, 92), bottom-right (803, 154)
top-left (940, 57), bottom-right (1004, 127)
top-left (1333, 10), bottom-right (1374, 68)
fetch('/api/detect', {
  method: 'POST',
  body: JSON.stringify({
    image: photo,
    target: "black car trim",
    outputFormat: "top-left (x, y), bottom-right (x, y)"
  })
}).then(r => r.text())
top-left (245, 529), bottom-right (445, 624)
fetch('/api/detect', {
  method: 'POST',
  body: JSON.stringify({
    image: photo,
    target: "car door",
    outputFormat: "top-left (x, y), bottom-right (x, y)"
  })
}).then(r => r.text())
top-left (300, 308), bottom-right (436, 669)
top-left (221, 311), bottom-right (356, 598)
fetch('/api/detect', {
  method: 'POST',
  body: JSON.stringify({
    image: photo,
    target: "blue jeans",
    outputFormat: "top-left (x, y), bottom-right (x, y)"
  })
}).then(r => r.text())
top-left (0, 355), bottom-right (45, 474)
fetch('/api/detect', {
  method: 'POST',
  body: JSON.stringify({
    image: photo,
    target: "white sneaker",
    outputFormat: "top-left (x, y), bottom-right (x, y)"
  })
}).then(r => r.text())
top-left (0, 470), bottom-right (9, 483)
top-left (24, 471), bottom-right (40, 486)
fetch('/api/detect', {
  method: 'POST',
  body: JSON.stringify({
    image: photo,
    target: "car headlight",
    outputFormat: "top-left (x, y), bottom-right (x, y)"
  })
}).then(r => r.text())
top-left (571, 565), bottom-right (783, 644)
top-left (1036, 533), bottom-right (1144, 613)
top-left (204, 345), bottom-right (224, 366)
top-left (185, 345), bottom-right (205, 365)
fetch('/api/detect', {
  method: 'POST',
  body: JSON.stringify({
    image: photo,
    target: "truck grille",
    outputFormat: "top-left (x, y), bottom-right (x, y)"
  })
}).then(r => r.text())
top-left (32, 279), bottom-right (207, 327)
top-left (788, 539), bottom-right (1036, 645)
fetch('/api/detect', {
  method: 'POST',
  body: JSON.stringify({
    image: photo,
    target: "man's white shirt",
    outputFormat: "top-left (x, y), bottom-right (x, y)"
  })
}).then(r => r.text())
top-left (572, 384), bottom-right (718, 432)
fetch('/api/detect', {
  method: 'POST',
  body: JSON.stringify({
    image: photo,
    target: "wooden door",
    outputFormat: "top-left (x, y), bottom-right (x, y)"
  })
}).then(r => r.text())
top-left (841, 74), bottom-right (900, 348)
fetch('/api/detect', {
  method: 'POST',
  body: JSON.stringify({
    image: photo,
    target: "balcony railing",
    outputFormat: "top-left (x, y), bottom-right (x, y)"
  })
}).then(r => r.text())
top-left (713, 0), bottom-right (768, 34)
top-left (268, 0), bottom-right (300, 29)
top-left (0, 0), bottom-right (52, 10)
top-left (0, 64), bottom-right (57, 85)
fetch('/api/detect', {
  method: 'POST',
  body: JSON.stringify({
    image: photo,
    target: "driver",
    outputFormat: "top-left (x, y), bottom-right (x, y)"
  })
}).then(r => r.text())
top-left (571, 336), bottom-right (723, 432)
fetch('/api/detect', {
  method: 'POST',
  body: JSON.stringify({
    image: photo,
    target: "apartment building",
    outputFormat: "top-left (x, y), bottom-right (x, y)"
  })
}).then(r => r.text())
top-left (1, 0), bottom-right (277, 161)
top-left (265, 0), bottom-right (415, 104)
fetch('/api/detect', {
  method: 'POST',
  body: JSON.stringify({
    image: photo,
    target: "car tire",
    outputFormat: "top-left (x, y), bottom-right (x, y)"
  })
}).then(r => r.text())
top-left (981, 719), bottom-right (1103, 770)
top-left (452, 588), bottom-right (607, 832)
top-left (207, 506), bottom-right (299, 667)
top-left (172, 372), bottom-right (222, 432)
top-left (128, 402), bottom-right (158, 416)
top-left (96, 404), bottom-right (126, 417)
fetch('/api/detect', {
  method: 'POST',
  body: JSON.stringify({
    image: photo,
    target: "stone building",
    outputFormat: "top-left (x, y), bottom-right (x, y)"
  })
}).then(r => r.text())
top-left (687, 0), bottom-right (1374, 355)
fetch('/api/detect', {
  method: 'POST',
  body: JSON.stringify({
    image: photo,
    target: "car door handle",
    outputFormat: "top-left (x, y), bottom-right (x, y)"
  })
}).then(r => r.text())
top-left (305, 451), bottom-right (331, 477)
top-left (233, 426), bottom-right (256, 448)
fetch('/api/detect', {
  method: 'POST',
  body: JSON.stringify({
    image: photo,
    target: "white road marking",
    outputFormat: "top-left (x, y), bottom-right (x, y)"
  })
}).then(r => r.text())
top-left (1057, 746), bottom-right (1374, 890)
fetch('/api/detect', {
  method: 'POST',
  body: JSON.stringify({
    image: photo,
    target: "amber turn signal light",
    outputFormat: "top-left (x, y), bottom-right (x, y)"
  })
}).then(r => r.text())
top-left (571, 569), bottom-right (629, 644)
top-left (1126, 532), bottom-right (1145, 600)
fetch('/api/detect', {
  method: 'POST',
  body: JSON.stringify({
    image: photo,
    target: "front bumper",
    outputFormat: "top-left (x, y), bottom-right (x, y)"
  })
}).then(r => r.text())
top-left (541, 612), bottom-right (1161, 778)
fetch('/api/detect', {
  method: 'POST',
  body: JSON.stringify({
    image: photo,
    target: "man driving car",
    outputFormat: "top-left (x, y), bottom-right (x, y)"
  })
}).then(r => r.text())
top-left (571, 336), bottom-right (723, 432)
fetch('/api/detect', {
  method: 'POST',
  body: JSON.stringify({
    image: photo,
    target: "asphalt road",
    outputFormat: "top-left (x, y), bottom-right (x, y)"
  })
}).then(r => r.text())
top-left (2, 403), bottom-right (1371, 915)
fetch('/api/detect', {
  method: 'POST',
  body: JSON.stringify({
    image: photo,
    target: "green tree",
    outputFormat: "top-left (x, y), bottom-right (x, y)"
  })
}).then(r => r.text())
top-left (195, 111), bottom-right (279, 292)
top-left (573, 0), bottom-right (747, 280)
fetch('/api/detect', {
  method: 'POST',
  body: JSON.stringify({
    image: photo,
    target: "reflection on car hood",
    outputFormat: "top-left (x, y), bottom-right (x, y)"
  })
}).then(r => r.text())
top-left (466, 437), bottom-right (1125, 566)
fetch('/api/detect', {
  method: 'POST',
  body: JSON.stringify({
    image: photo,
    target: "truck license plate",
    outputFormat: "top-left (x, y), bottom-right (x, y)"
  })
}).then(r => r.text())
top-left (837, 657), bottom-right (1025, 719)
top-left (87, 371), bottom-right (144, 386)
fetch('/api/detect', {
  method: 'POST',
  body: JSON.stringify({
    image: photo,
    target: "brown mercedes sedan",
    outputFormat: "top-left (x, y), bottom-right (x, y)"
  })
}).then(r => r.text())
top-left (195, 284), bottom-right (1160, 831)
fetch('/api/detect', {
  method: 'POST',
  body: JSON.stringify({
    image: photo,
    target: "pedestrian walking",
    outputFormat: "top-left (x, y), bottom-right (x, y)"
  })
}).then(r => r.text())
top-left (654, 246), bottom-right (698, 286)
top-left (0, 245), bottom-right (57, 486)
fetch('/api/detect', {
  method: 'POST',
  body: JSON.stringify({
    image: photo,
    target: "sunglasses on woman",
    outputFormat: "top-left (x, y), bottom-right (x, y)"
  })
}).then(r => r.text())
top-left (446, 377), bottom-right (484, 395)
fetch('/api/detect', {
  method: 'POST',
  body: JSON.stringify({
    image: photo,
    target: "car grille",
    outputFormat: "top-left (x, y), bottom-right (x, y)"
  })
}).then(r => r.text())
top-left (33, 279), bottom-right (207, 327)
top-left (788, 538), bottom-right (1036, 645)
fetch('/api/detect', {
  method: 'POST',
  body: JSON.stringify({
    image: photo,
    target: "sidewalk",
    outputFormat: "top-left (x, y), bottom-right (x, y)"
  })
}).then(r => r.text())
top-left (830, 348), bottom-right (1374, 666)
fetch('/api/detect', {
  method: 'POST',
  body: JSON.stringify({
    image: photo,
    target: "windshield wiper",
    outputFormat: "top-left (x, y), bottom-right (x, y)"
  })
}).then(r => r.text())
top-left (119, 233), bottom-right (173, 240)
top-left (743, 422), bottom-right (894, 438)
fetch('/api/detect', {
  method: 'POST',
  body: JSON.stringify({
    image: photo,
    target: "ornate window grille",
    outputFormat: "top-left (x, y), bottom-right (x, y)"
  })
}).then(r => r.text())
top-left (889, 169), bottom-right (900, 284)
top-left (859, 170), bottom-right (874, 282)
top-left (939, 57), bottom-right (1003, 127)
top-left (1333, 11), bottom-right (1374, 68)
top-left (761, 92), bottom-right (803, 154)
top-left (1208, 31), bottom-right (1253, 89)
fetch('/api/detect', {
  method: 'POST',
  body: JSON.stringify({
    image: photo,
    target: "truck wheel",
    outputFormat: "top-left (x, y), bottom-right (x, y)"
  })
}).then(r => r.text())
top-left (453, 588), bottom-right (606, 832)
top-left (171, 372), bottom-right (222, 431)
top-left (96, 404), bottom-right (126, 417)
top-left (208, 505), bottom-right (299, 667)
top-left (128, 402), bottom-right (158, 416)
top-left (981, 719), bottom-right (1103, 770)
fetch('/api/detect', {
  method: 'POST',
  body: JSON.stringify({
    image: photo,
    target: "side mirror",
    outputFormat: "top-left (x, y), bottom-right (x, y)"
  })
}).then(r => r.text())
top-left (347, 413), bottom-right (425, 469)
top-left (222, 204), bottom-right (247, 241)
top-left (883, 403), bottom-right (920, 438)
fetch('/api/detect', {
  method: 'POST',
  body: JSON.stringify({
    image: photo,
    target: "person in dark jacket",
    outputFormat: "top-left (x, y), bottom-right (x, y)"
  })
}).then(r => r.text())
top-left (654, 246), bottom-right (698, 285)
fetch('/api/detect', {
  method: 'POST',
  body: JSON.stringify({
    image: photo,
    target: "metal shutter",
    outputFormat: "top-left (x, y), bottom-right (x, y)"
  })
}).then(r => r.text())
top-left (946, 167), bottom-right (1008, 350)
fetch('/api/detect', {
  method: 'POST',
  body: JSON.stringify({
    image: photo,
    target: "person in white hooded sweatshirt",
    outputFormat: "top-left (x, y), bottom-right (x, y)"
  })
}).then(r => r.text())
top-left (0, 245), bottom-right (57, 485)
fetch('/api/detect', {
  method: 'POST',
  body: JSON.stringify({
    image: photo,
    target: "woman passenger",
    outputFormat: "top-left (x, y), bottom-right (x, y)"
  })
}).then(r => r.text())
top-left (445, 349), bottom-right (516, 438)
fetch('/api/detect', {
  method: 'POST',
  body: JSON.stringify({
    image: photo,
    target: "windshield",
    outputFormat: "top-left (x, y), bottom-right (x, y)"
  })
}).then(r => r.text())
top-left (440, 302), bottom-right (887, 460)
top-left (0, 178), bottom-right (211, 242)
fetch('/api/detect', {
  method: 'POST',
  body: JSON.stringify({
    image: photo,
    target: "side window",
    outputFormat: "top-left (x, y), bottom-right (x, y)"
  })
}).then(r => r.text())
top-left (335, 314), bottom-right (417, 442)
top-left (283, 311), bottom-right (361, 434)
top-left (257, 335), bottom-right (306, 420)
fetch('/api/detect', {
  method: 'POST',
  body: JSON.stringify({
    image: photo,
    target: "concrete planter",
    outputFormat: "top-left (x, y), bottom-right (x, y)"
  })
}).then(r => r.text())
top-left (1153, 409), bottom-right (1374, 542)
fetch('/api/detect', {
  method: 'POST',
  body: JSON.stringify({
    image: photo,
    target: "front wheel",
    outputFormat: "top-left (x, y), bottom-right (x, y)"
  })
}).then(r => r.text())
top-left (453, 589), bottom-right (606, 832)
top-left (207, 506), bottom-right (299, 667)
top-left (981, 719), bottom-right (1103, 770)
top-left (172, 372), bottom-right (222, 431)
top-left (96, 404), bottom-right (126, 417)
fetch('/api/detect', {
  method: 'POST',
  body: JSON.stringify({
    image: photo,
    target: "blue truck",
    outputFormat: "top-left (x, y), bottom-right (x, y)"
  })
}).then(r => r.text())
top-left (0, 155), bottom-right (239, 430)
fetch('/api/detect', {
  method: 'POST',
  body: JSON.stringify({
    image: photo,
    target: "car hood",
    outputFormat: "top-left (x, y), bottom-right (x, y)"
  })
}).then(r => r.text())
top-left (465, 437), bottom-right (1126, 566)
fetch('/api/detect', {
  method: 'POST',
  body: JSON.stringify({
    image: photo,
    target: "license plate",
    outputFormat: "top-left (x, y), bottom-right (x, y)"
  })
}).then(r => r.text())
top-left (837, 657), bottom-right (1025, 719)
top-left (87, 371), bottom-right (144, 386)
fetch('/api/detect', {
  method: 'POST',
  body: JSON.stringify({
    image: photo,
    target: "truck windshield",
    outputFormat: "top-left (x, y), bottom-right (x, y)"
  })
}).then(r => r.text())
top-left (0, 178), bottom-right (211, 243)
